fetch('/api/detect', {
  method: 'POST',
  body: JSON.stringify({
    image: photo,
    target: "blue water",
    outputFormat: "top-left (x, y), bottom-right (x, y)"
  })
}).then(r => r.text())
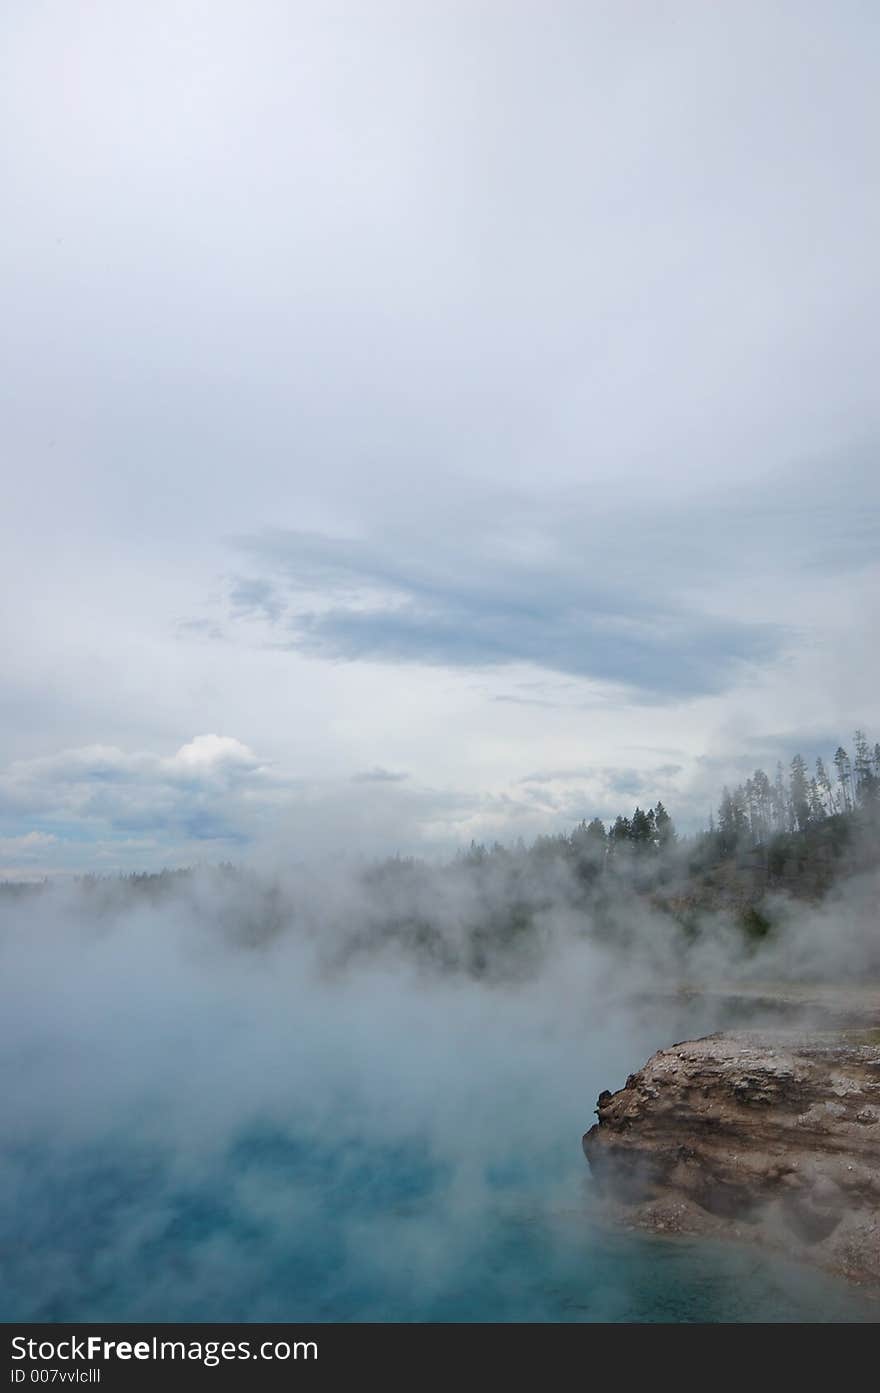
top-left (1, 907), bottom-right (876, 1324)
top-left (3, 1126), bottom-right (875, 1323)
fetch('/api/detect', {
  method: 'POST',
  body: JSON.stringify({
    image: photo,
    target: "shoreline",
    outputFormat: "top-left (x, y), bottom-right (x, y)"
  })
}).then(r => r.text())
top-left (583, 986), bottom-right (880, 1290)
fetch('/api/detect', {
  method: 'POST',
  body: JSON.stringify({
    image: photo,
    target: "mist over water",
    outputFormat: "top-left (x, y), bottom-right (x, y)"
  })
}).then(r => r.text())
top-left (1, 868), bottom-right (876, 1323)
top-left (2, 0), bottom-right (879, 1333)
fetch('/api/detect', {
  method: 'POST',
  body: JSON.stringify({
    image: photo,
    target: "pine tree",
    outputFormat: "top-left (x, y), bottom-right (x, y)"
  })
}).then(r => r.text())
top-left (610, 814), bottom-right (632, 851)
top-left (718, 786), bottom-right (748, 856)
top-left (571, 817), bottom-right (607, 874)
top-left (750, 769), bottom-right (772, 841)
top-left (815, 757), bottom-right (834, 814)
top-left (773, 762), bottom-right (788, 832)
top-left (653, 801), bottom-right (676, 849)
top-left (853, 730), bottom-right (877, 808)
top-left (834, 747), bottom-right (853, 814)
top-left (630, 806), bottom-right (654, 851)
top-left (790, 754), bottom-right (810, 831)
top-left (807, 777), bottom-right (825, 822)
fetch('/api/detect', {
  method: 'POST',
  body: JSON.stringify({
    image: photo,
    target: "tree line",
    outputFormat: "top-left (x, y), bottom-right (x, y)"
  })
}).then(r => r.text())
top-left (712, 729), bottom-right (879, 858)
top-left (456, 729), bottom-right (878, 881)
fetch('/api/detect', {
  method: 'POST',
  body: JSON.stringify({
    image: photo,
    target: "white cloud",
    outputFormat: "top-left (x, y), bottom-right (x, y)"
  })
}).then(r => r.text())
top-left (0, 2), bottom-right (877, 867)
top-left (0, 737), bottom-right (288, 868)
top-left (0, 832), bottom-right (57, 857)
top-left (167, 734), bottom-right (263, 774)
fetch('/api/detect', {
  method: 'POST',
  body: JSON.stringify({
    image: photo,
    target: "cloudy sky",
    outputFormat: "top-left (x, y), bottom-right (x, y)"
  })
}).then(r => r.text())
top-left (2, 1), bottom-right (878, 875)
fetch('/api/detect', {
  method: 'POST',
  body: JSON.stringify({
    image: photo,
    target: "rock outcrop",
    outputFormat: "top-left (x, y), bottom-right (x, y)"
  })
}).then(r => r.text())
top-left (584, 1030), bottom-right (880, 1286)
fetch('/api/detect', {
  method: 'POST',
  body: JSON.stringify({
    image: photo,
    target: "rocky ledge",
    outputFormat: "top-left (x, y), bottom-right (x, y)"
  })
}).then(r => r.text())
top-left (583, 1030), bottom-right (880, 1286)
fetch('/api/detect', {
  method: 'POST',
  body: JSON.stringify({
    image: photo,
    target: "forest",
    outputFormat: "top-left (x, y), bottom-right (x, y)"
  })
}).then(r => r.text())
top-left (456, 729), bottom-right (880, 890)
top-left (2, 730), bottom-right (877, 981)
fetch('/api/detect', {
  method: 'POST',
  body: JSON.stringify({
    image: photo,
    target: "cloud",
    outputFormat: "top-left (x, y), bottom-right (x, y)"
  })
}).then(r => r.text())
top-left (1, 2), bottom-right (878, 868)
top-left (0, 831), bottom-right (57, 857)
top-left (170, 734), bottom-right (263, 774)
top-left (0, 736), bottom-right (535, 869)
top-left (226, 524), bottom-right (781, 700)
top-left (514, 762), bottom-right (685, 824)
top-left (521, 763), bottom-right (682, 789)
top-left (0, 736), bottom-right (281, 867)
top-left (0, 731), bottom-right (691, 872)
top-left (228, 578), bottom-right (285, 624)
top-left (351, 767), bottom-right (409, 784)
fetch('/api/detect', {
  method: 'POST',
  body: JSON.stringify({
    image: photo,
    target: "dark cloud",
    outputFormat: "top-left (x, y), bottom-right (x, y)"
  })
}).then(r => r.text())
top-left (230, 526), bottom-right (781, 699)
top-left (228, 577), bottom-right (285, 623)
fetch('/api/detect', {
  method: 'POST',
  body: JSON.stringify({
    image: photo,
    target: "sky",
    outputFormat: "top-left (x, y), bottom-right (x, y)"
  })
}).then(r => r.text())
top-left (1, 0), bottom-right (879, 875)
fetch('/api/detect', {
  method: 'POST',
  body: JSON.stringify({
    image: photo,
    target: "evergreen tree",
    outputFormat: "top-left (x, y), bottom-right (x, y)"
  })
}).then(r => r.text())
top-left (815, 756), bottom-right (834, 814)
top-left (630, 806), bottom-right (654, 849)
top-left (772, 762), bottom-right (788, 831)
top-left (609, 814), bottom-right (632, 851)
top-left (789, 754), bottom-right (810, 831)
top-left (718, 786), bottom-right (748, 856)
top-left (834, 747), bottom-right (853, 814)
top-left (807, 776), bottom-right (825, 822)
top-left (750, 769), bottom-right (772, 841)
top-left (653, 801), bottom-right (676, 848)
top-left (570, 817), bottom-right (607, 875)
top-left (853, 730), bottom-right (878, 808)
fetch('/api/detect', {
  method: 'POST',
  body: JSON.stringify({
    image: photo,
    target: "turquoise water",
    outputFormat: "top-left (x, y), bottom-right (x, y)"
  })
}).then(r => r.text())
top-left (3, 1126), bottom-right (875, 1322)
top-left (1, 908), bottom-right (876, 1324)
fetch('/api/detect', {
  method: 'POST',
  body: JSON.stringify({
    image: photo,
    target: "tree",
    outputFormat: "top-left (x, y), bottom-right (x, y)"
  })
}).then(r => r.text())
top-left (834, 747), bottom-right (853, 814)
top-left (815, 757), bottom-right (834, 814)
top-left (630, 806), bottom-right (654, 849)
top-left (653, 801), bottom-right (676, 849)
top-left (609, 814), bottom-right (632, 851)
top-left (853, 730), bottom-right (877, 809)
top-left (772, 762), bottom-right (788, 832)
top-left (718, 786), bottom-right (748, 856)
top-left (807, 776), bottom-right (825, 823)
top-left (747, 769), bottom-right (772, 842)
top-left (463, 839), bottom-right (487, 866)
top-left (571, 818), bottom-right (607, 877)
top-left (789, 754), bottom-right (810, 832)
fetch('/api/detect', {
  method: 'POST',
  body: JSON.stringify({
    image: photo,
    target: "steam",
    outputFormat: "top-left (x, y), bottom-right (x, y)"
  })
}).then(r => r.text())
top-left (1, 855), bottom-right (876, 1321)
